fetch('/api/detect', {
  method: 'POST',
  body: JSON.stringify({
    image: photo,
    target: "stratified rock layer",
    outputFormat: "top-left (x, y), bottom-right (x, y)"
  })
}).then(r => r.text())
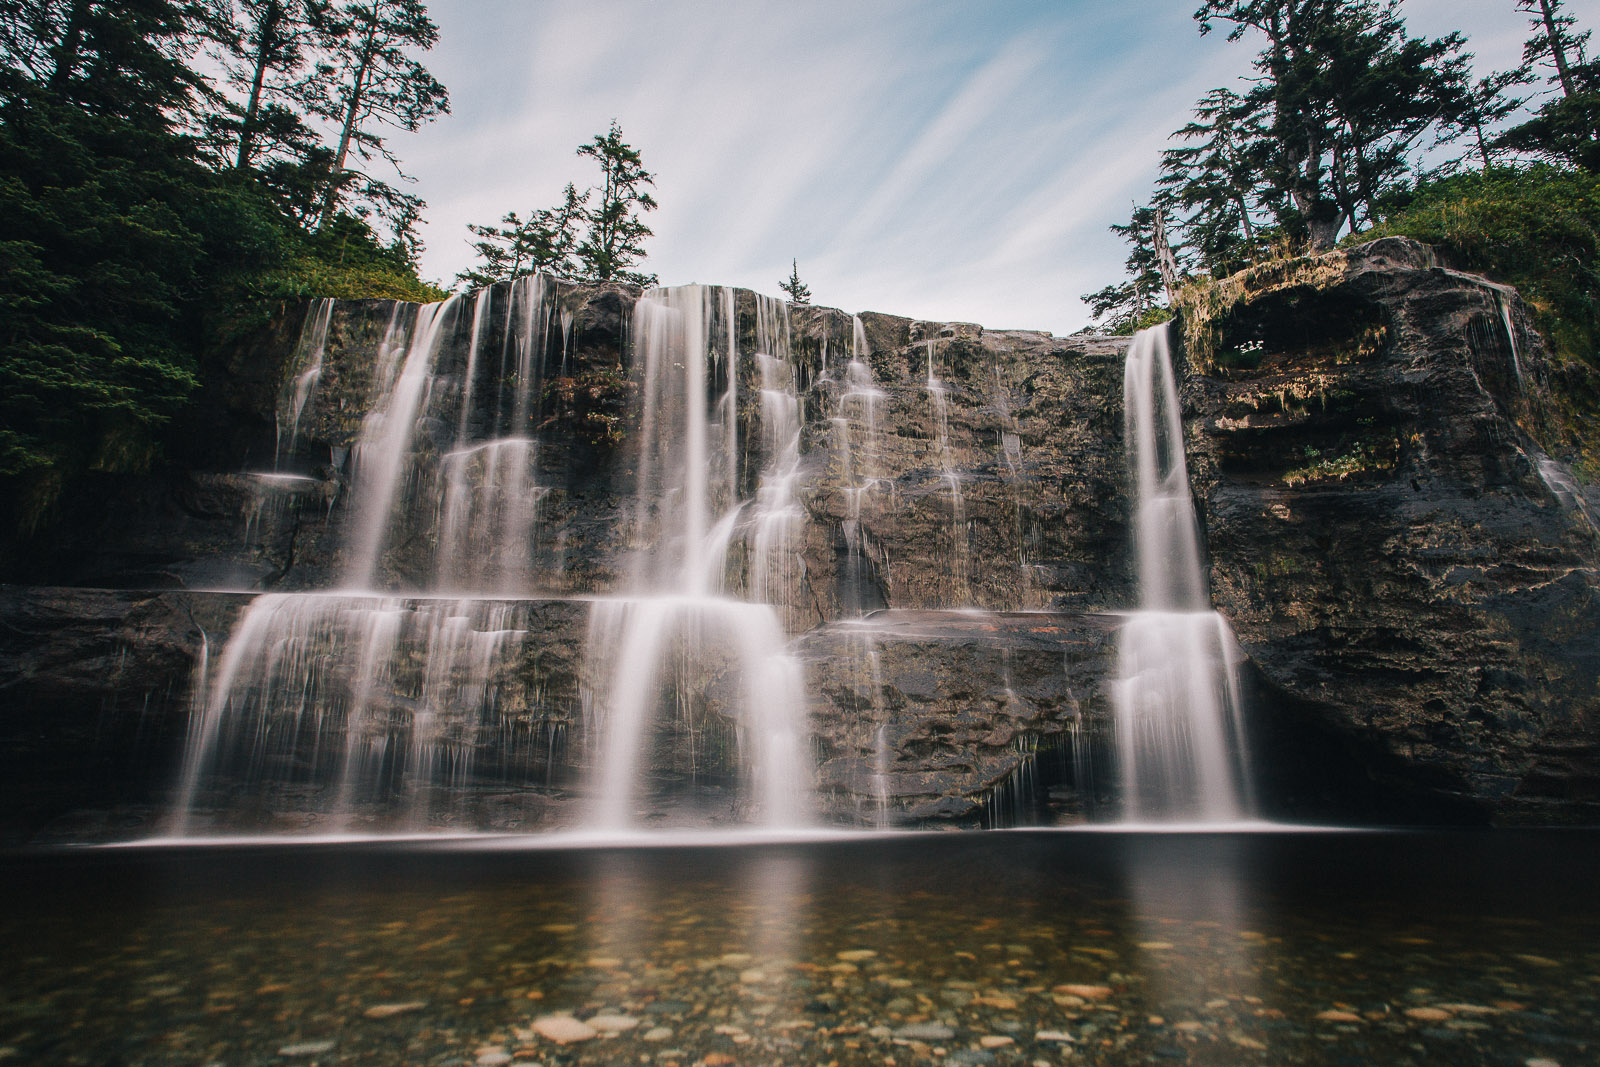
top-left (1189, 238), bottom-right (1600, 822)
top-left (2, 237), bottom-right (1598, 840)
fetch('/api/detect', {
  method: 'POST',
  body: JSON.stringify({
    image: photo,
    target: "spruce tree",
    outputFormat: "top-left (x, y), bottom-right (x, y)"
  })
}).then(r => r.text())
top-left (304, 0), bottom-right (448, 234)
top-left (574, 121), bottom-right (658, 285)
top-left (1194, 0), bottom-right (1472, 249)
top-left (456, 183), bottom-right (590, 289)
top-left (779, 260), bottom-right (811, 304)
top-left (1499, 0), bottom-right (1598, 170)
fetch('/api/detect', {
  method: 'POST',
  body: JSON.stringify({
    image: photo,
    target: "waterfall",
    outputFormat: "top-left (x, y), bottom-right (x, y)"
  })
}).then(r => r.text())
top-left (276, 298), bottom-right (335, 468)
top-left (171, 278), bottom-right (816, 835)
top-left (1115, 325), bottom-right (1252, 822)
top-left (583, 285), bottom-right (811, 830)
top-left (171, 277), bottom-right (572, 833)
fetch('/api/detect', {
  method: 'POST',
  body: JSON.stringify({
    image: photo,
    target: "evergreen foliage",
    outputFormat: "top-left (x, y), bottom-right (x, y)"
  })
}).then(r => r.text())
top-left (458, 123), bottom-right (659, 289)
top-left (455, 183), bottom-right (588, 289)
top-left (0, 0), bottom-right (447, 532)
top-left (574, 121), bottom-right (658, 286)
top-left (779, 260), bottom-right (811, 304)
top-left (1497, 0), bottom-right (1599, 171)
top-left (304, 0), bottom-right (448, 236)
top-left (1086, 0), bottom-right (1599, 359)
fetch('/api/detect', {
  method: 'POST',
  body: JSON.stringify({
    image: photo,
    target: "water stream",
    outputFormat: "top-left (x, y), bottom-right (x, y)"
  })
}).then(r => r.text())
top-left (1116, 324), bottom-right (1253, 822)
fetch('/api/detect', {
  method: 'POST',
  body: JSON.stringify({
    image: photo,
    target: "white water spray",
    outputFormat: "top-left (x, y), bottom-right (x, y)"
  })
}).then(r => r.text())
top-left (1115, 325), bottom-right (1252, 822)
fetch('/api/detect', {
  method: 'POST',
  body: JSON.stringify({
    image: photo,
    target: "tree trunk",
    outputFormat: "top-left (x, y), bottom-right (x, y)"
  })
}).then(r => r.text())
top-left (1538, 0), bottom-right (1577, 99)
top-left (235, 0), bottom-right (285, 171)
top-left (1153, 210), bottom-right (1181, 305)
top-left (316, 6), bottom-right (379, 230)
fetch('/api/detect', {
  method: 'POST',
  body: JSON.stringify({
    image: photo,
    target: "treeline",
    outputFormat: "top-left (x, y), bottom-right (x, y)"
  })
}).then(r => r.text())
top-left (455, 120), bottom-right (660, 290)
top-left (1086, 0), bottom-right (1600, 359)
top-left (0, 0), bottom-right (450, 529)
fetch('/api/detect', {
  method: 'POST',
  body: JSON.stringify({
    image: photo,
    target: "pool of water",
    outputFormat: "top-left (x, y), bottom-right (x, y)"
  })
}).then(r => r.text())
top-left (2, 830), bottom-right (1597, 1066)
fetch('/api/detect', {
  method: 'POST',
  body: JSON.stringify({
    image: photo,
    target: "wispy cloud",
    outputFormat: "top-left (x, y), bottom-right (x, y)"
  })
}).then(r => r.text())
top-left (409, 0), bottom-right (1533, 333)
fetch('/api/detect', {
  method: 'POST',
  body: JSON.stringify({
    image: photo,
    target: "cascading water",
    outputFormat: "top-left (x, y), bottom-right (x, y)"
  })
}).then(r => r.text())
top-left (171, 277), bottom-right (577, 833)
top-left (925, 340), bottom-right (971, 604)
top-left (583, 285), bottom-right (811, 830)
top-left (1115, 324), bottom-right (1253, 823)
top-left (172, 275), bottom-right (816, 835)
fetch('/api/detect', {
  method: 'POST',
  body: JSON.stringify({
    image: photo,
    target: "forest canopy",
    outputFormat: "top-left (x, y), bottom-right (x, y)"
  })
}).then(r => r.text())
top-left (1084, 0), bottom-right (1600, 356)
top-left (0, 0), bottom-right (450, 529)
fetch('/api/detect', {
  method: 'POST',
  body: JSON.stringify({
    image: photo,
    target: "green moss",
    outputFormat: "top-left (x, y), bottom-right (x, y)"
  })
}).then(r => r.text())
top-left (1282, 436), bottom-right (1400, 487)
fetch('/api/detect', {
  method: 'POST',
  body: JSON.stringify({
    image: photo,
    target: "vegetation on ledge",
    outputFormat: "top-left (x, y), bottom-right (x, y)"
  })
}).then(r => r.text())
top-left (1357, 166), bottom-right (1600, 368)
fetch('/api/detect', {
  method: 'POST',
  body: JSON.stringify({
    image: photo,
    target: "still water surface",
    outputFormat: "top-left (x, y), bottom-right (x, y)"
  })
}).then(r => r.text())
top-left (2, 830), bottom-right (1597, 1066)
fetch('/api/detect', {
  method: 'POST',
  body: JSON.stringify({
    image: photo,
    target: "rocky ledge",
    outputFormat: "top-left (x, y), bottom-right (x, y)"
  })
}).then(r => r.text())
top-left (2, 237), bottom-right (1599, 840)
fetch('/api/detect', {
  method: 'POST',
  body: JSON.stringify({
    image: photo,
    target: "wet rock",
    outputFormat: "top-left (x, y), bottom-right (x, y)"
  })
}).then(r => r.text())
top-left (533, 1015), bottom-right (597, 1043)
top-left (895, 1022), bottom-right (957, 1040)
top-left (363, 1001), bottom-right (426, 1018)
top-left (277, 1040), bottom-right (337, 1056)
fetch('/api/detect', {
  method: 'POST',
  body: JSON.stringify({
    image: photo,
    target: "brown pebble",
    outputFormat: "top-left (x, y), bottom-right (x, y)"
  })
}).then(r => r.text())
top-left (1404, 1007), bottom-right (1452, 1022)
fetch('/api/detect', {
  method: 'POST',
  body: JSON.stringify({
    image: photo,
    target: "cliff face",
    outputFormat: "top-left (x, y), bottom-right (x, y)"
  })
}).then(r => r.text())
top-left (3, 237), bottom-right (1598, 841)
top-left (1186, 237), bottom-right (1600, 822)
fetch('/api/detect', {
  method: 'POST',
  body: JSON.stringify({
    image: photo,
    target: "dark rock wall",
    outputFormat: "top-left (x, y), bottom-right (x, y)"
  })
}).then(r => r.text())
top-left (4, 238), bottom-right (1600, 839)
top-left (1188, 238), bottom-right (1600, 823)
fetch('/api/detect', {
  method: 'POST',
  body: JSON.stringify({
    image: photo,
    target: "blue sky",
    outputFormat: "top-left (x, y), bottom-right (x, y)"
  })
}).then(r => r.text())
top-left (405, 0), bottom-right (1531, 334)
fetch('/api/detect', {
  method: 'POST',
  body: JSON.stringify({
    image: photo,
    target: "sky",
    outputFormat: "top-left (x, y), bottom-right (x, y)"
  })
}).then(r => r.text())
top-left (401, 0), bottom-right (1534, 335)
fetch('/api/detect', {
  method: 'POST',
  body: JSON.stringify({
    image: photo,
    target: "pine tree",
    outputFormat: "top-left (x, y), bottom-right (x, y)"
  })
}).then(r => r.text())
top-left (1159, 87), bottom-right (1266, 276)
top-left (779, 260), bottom-right (811, 304)
top-left (304, 0), bottom-right (448, 234)
top-left (208, 0), bottom-right (326, 173)
top-left (1498, 0), bottom-right (1598, 170)
top-left (574, 121), bottom-right (658, 285)
top-left (1080, 204), bottom-right (1173, 333)
top-left (456, 183), bottom-right (590, 289)
top-left (1194, 0), bottom-right (1472, 249)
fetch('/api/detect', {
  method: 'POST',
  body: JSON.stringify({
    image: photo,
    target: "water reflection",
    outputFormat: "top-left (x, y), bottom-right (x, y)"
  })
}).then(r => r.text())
top-left (2, 833), bottom-right (1598, 1066)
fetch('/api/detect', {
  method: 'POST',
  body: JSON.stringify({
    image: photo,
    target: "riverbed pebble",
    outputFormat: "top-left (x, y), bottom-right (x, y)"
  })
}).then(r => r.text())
top-left (533, 1015), bottom-right (597, 1043)
top-left (277, 1040), bottom-right (336, 1056)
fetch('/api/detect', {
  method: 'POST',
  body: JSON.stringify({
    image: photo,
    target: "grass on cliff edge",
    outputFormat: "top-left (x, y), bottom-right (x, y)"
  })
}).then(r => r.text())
top-left (1357, 165), bottom-right (1599, 370)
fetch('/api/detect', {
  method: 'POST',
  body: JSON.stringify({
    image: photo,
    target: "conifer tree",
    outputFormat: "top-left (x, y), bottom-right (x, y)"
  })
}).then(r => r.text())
top-left (1193, 0), bottom-right (1472, 249)
top-left (1159, 87), bottom-right (1266, 276)
top-left (574, 121), bottom-right (658, 285)
top-left (1080, 204), bottom-right (1173, 333)
top-left (1499, 0), bottom-right (1598, 170)
top-left (211, 0), bottom-right (326, 173)
top-left (779, 260), bottom-right (811, 304)
top-left (456, 183), bottom-right (590, 289)
top-left (304, 0), bottom-right (448, 233)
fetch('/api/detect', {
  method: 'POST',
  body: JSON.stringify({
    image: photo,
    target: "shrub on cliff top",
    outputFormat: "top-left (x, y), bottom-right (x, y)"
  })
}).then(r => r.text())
top-left (1358, 166), bottom-right (1600, 366)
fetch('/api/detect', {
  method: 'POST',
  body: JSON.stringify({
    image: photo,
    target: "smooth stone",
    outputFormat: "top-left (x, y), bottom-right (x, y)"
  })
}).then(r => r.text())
top-left (896, 1023), bottom-right (956, 1041)
top-left (837, 950), bottom-right (878, 962)
top-left (945, 1053), bottom-right (995, 1067)
top-left (363, 1001), bottom-right (426, 1019)
top-left (587, 1013), bottom-right (639, 1033)
top-left (1316, 1010), bottom-right (1362, 1023)
top-left (980, 1035), bottom-right (1015, 1049)
top-left (534, 1015), bottom-right (597, 1043)
top-left (739, 969), bottom-right (766, 984)
top-left (278, 1041), bottom-right (336, 1056)
top-left (1054, 984), bottom-right (1112, 999)
top-left (1404, 1007), bottom-right (1453, 1022)
top-left (476, 1053), bottom-right (511, 1066)
top-left (642, 1028), bottom-right (673, 1042)
top-left (1035, 1030), bottom-right (1075, 1043)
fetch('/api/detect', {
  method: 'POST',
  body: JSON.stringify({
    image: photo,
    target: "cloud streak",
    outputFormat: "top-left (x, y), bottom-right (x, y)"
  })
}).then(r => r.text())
top-left (408, 0), bottom-right (1537, 334)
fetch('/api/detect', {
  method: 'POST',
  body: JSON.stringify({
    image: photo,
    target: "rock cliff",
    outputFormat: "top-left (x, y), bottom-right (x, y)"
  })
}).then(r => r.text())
top-left (2, 237), bottom-right (1597, 841)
